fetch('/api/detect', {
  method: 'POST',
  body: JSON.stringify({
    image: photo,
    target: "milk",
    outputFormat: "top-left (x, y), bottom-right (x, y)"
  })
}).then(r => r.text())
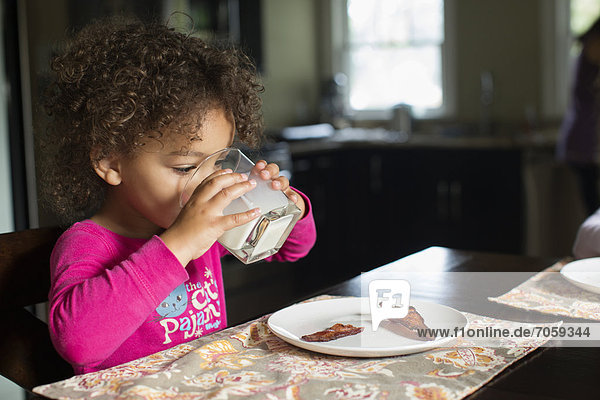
top-left (219, 171), bottom-right (301, 264)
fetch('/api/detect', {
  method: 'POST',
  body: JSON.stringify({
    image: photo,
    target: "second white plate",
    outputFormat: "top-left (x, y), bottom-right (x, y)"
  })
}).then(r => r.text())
top-left (267, 297), bottom-right (467, 357)
top-left (560, 258), bottom-right (600, 294)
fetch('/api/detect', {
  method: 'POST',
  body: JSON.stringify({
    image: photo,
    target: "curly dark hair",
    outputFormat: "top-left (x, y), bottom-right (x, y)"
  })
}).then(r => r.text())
top-left (40, 16), bottom-right (264, 224)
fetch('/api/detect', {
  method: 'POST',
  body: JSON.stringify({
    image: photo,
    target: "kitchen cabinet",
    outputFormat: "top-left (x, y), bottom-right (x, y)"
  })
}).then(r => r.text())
top-left (288, 149), bottom-right (367, 288)
top-left (290, 146), bottom-right (524, 284)
top-left (375, 147), bottom-right (523, 260)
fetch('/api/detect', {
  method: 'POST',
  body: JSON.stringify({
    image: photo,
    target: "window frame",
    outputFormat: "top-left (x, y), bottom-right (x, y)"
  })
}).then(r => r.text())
top-left (330, 0), bottom-right (457, 121)
top-left (540, 0), bottom-right (570, 121)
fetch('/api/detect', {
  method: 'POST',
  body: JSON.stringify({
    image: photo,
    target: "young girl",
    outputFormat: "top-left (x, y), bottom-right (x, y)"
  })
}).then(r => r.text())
top-left (41, 16), bottom-right (316, 374)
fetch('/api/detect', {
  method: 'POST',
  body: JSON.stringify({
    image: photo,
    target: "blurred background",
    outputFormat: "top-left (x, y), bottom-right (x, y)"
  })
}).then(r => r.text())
top-left (2, 1), bottom-right (600, 396)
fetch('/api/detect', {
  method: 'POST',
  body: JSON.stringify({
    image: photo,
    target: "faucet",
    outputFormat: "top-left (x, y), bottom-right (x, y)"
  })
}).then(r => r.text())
top-left (480, 71), bottom-right (494, 135)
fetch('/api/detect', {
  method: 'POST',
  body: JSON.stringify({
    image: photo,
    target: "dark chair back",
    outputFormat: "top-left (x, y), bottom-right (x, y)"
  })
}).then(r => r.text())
top-left (0, 227), bottom-right (73, 394)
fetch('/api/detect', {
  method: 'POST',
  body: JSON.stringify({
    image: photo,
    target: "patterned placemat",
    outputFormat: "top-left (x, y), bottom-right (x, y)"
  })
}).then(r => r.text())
top-left (34, 298), bottom-right (557, 400)
top-left (489, 260), bottom-right (600, 320)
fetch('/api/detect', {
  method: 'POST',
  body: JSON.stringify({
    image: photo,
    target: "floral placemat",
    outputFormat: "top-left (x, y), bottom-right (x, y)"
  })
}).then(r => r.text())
top-left (34, 299), bottom-right (556, 400)
top-left (488, 260), bottom-right (600, 320)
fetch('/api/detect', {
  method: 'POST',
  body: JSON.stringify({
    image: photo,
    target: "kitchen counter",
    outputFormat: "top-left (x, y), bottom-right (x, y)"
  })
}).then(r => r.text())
top-left (285, 127), bottom-right (558, 155)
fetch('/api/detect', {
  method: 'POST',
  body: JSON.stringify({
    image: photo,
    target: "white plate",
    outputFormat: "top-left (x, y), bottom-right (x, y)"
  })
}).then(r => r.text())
top-left (560, 258), bottom-right (600, 294)
top-left (267, 298), bottom-right (467, 357)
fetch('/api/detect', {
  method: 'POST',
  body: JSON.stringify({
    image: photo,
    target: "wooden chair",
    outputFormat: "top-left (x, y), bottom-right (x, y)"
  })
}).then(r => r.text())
top-left (0, 227), bottom-right (73, 396)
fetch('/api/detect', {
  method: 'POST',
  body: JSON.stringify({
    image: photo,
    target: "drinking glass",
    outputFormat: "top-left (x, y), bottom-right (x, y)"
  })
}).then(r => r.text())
top-left (180, 147), bottom-right (302, 264)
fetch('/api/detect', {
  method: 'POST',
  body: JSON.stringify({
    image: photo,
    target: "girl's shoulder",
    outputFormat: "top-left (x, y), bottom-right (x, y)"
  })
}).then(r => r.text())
top-left (53, 220), bottom-right (111, 257)
top-left (53, 219), bottom-right (146, 263)
top-left (58, 219), bottom-right (118, 245)
top-left (60, 219), bottom-right (147, 244)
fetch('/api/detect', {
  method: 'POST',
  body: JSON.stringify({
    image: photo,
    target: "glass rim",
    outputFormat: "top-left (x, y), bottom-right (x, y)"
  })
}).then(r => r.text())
top-left (197, 146), bottom-right (241, 167)
top-left (179, 147), bottom-right (247, 208)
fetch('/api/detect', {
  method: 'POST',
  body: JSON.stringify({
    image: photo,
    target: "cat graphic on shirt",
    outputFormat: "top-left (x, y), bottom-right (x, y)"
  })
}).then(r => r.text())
top-left (155, 283), bottom-right (188, 319)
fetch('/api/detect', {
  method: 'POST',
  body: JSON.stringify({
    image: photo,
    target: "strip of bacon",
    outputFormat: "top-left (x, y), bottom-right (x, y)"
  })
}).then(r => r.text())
top-left (301, 323), bottom-right (364, 342)
top-left (381, 306), bottom-right (435, 341)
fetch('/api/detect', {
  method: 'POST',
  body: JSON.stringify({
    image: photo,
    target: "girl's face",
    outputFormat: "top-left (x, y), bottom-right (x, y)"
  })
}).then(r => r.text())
top-left (101, 108), bottom-right (235, 236)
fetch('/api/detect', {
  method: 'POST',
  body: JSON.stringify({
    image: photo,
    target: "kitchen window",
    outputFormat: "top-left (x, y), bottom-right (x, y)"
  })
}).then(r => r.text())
top-left (338, 0), bottom-right (456, 119)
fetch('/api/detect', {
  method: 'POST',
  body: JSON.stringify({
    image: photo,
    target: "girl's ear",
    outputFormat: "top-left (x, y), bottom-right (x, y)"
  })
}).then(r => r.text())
top-left (91, 150), bottom-right (122, 186)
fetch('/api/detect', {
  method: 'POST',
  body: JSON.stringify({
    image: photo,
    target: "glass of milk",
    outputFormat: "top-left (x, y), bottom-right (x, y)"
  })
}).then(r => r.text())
top-left (180, 147), bottom-right (302, 264)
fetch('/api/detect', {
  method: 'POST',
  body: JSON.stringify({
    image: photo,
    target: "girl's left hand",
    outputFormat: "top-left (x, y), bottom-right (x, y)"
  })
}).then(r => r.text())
top-left (253, 160), bottom-right (306, 217)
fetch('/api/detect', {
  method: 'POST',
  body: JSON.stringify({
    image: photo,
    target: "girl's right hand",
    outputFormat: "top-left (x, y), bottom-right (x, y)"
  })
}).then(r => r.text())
top-left (160, 169), bottom-right (260, 267)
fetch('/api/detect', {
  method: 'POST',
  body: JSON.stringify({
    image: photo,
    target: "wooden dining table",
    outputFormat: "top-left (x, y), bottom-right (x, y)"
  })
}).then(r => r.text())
top-left (321, 246), bottom-right (600, 400)
top-left (33, 246), bottom-right (600, 400)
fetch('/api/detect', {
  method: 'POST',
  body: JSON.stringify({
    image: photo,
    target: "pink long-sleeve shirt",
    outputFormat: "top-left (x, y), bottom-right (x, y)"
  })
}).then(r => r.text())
top-left (49, 195), bottom-right (316, 374)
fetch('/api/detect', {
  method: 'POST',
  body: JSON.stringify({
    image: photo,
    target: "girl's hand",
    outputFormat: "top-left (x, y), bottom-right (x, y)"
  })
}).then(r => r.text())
top-left (253, 160), bottom-right (306, 218)
top-left (161, 169), bottom-right (260, 267)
